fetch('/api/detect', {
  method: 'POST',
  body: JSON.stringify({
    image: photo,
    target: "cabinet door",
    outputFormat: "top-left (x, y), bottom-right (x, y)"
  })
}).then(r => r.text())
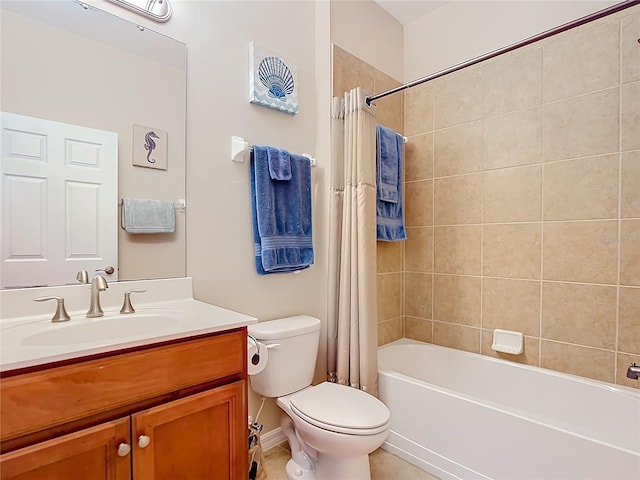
top-left (132, 380), bottom-right (247, 480)
top-left (0, 418), bottom-right (131, 480)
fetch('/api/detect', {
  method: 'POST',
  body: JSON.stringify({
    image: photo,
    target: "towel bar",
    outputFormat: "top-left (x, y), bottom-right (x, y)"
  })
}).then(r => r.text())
top-left (118, 199), bottom-right (186, 211)
top-left (231, 136), bottom-right (316, 166)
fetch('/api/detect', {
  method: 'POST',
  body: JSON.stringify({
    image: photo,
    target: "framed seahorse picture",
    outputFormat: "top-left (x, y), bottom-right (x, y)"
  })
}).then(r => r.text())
top-left (132, 124), bottom-right (168, 170)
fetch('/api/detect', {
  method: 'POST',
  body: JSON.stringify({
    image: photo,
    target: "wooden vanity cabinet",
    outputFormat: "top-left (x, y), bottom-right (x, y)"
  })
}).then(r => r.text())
top-left (0, 328), bottom-right (248, 480)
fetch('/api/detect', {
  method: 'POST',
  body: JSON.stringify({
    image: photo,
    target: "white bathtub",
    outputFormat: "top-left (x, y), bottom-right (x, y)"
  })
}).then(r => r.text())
top-left (378, 339), bottom-right (640, 480)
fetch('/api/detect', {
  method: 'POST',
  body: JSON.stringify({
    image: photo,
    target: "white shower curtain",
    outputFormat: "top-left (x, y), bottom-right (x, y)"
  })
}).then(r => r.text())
top-left (327, 87), bottom-right (378, 395)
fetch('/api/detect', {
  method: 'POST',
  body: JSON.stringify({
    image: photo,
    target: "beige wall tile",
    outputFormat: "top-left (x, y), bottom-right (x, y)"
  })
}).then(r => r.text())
top-left (543, 221), bottom-right (618, 284)
top-left (404, 316), bottom-right (433, 343)
top-left (341, 60), bottom-right (375, 95)
top-left (541, 340), bottom-right (615, 383)
top-left (622, 10), bottom-right (640, 83)
top-left (377, 240), bottom-right (403, 273)
top-left (542, 282), bottom-right (616, 349)
top-left (483, 106), bottom-right (542, 170)
top-left (404, 272), bottom-right (432, 319)
top-left (622, 151), bottom-right (640, 218)
top-left (483, 224), bottom-right (541, 279)
top-left (433, 322), bottom-right (480, 353)
top-left (404, 83), bottom-right (433, 136)
top-left (405, 180), bottom-right (433, 227)
top-left (333, 53), bottom-right (343, 97)
top-left (377, 273), bottom-right (402, 321)
top-left (483, 165), bottom-right (542, 223)
top-left (434, 225), bottom-right (481, 275)
top-left (482, 278), bottom-right (540, 336)
top-left (543, 20), bottom-right (619, 102)
top-left (620, 220), bottom-right (640, 286)
top-left (481, 330), bottom-right (540, 367)
top-left (483, 48), bottom-right (542, 117)
top-left (621, 82), bottom-right (640, 152)
top-left (404, 226), bottom-right (433, 273)
top-left (543, 88), bottom-right (619, 162)
top-left (434, 69), bottom-right (483, 129)
top-left (434, 121), bottom-right (483, 177)
top-left (405, 132), bottom-right (433, 181)
top-left (543, 154), bottom-right (619, 221)
top-left (619, 287), bottom-right (640, 355)
top-left (378, 317), bottom-right (403, 346)
top-left (375, 71), bottom-right (403, 134)
top-left (616, 352), bottom-right (640, 389)
top-left (433, 274), bottom-right (481, 326)
top-left (434, 174), bottom-right (482, 225)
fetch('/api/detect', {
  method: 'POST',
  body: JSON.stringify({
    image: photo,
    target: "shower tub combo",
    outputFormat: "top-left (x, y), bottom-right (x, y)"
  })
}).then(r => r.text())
top-left (378, 339), bottom-right (640, 480)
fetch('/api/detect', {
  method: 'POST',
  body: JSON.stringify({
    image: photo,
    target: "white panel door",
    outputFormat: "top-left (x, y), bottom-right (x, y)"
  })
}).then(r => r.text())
top-left (0, 112), bottom-right (118, 288)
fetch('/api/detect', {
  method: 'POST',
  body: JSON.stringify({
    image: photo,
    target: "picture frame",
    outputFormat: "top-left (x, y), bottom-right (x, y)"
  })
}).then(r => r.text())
top-left (132, 124), bottom-right (168, 170)
top-left (249, 41), bottom-right (299, 115)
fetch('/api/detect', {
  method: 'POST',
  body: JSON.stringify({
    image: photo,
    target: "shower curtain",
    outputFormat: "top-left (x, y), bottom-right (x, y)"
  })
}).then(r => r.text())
top-left (327, 87), bottom-right (378, 395)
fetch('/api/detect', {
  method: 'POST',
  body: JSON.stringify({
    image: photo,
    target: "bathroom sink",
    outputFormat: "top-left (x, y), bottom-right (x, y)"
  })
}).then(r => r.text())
top-left (22, 313), bottom-right (179, 346)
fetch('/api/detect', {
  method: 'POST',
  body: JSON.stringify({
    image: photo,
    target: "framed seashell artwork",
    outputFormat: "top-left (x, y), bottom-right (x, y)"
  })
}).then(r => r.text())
top-left (249, 41), bottom-right (298, 115)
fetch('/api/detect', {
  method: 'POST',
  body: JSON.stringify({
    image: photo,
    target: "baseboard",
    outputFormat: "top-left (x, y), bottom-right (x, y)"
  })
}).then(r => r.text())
top-left (260, 427), bottom-right (287, 451)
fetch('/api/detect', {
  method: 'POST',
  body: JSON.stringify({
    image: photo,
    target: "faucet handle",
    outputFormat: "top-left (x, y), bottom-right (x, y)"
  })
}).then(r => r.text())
top-left (120, 289), bottom-right (147, 314)
top-left (77, 270), bottom-right (89, 284)
top-left (34, 296), bottom-right (71, 323)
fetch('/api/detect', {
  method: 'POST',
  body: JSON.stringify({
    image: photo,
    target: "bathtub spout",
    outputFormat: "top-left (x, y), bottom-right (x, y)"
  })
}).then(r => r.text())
top-left (627, 363), bottom-right (640, 380)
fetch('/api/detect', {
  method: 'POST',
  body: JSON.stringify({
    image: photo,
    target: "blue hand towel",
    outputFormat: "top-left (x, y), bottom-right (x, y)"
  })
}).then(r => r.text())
top-left (376, 125), bottom-right (406, 242)
top-left (267, 146), bottom-right (292, 180)
top-left (376, 125), bottom-right (400, 204)
top-left (250, 146), bottom-right (314, 275)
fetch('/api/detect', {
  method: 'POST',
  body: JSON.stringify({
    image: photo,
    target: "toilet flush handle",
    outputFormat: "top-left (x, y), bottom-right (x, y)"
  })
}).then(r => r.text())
top-left (265, 343), bottom-right (280, 350)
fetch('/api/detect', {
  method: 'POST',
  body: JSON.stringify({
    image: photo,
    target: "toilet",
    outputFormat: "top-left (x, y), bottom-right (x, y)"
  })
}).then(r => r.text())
top-left (248, 315), bottom-right (391, 480)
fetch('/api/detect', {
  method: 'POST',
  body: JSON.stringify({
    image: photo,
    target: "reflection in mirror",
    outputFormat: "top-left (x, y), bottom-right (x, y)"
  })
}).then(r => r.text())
top-left (0, 0), bottom-right (187, 289)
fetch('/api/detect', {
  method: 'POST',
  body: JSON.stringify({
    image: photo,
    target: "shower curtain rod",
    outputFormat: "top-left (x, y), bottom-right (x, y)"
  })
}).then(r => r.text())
top-left (365, 0), bottom-right (639, 106)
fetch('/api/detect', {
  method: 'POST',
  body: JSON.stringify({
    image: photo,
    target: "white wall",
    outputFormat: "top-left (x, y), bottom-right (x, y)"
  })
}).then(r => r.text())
top-left (331, 0), bottom-right (404, 81)
top-left (404, 0), bottom-right (621, 81)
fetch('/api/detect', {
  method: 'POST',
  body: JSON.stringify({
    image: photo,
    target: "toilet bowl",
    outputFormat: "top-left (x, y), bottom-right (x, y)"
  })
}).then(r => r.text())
top-left (248, 316), bottom-right (390, 480)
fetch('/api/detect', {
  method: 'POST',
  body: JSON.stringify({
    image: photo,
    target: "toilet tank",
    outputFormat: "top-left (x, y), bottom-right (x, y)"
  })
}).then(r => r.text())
top-left (248, 315), bottom-right (320, 398)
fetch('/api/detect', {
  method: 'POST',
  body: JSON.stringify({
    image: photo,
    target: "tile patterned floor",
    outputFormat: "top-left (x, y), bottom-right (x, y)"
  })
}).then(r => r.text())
top-left (262, 444), bottom-right (439, 480)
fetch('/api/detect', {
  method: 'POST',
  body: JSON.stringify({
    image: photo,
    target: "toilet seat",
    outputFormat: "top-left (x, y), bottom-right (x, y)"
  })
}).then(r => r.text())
top-left (289, 382), bottom-right (390, 435)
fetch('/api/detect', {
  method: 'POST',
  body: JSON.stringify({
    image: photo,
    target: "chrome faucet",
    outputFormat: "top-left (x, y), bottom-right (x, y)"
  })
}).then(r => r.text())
top-left (86, 274), bottom-right (108, 318)
top-left (627, 363), bottom-right (640, 380)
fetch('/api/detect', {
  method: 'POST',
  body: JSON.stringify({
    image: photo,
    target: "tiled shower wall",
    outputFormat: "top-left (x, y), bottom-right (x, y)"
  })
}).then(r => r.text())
top-left (403, 6), bottom-right (640, 388)
top-left (332, 46), bottom-right (406, 346)
top-left (333, 5), bottom-right (639, 389)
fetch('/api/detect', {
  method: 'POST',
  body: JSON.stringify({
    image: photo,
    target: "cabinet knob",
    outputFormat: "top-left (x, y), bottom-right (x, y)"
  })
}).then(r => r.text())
top-left (117, 443), bottom-right (131, 457)
top-left (138, 435), bottom-right (151, 448)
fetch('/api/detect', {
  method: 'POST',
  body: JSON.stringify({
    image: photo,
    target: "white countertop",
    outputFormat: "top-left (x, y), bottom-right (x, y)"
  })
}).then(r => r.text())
top-left (0, 278), bottom-right (257, 372)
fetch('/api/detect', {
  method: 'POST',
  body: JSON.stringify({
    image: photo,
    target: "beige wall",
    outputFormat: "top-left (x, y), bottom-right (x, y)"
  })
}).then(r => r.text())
top-left (402, 5), bottom-right (640, 389)
top-left (404, 0), bottom-right (620, 80)
top-left (331, 0), bottom-right (403, 81)
top-left (82, 0), bottom-right (327, 433)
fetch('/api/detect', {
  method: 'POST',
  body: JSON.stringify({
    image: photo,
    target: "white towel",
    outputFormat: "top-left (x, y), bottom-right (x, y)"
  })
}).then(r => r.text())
top-left (121, 198), bottom-right (175, 234)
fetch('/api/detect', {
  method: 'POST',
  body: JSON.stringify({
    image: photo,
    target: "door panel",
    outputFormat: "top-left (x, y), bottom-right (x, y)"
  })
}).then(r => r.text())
top-left (132, 381), bottom-right (246, 480)
top-left (0, 418), bottom-right (131, 480)
top-left (0, 112), bottom-right (118, 288)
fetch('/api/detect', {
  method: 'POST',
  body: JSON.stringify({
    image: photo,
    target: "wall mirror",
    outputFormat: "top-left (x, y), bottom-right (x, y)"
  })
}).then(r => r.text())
top-left (0, 0), bottom-right (187, 289)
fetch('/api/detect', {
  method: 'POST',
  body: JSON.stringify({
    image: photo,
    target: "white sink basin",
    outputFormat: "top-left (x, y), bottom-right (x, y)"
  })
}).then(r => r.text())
top-left (22, 313), bottom-right (180, 346)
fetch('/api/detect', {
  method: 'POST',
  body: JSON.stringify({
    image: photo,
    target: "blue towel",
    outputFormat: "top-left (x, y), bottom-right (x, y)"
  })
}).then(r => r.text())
top-left (267, 146), bottom-right (292, 180)
top-left (376, 125), bottom-right (406, 242)
top-left (377, 125), bottom-right (400, 203)
top-left (250, 146), bottom-right (314, 275)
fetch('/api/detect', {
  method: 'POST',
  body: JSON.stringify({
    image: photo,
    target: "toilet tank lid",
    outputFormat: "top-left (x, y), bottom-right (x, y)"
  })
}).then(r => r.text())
top-left (248, 315), bottom-right (320, 340)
